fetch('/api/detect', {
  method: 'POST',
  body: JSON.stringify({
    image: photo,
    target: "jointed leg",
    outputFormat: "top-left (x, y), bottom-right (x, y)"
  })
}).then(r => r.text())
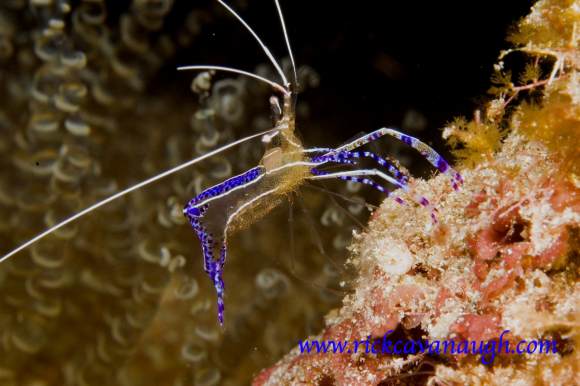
top-left (330, 128), bottom-right (463, 190)
top-left (192, 221), bottom-right (227, 325)
top-left (312, 150), bottom-right (408, 184)
top-left (339, 175), bottom-right (407, 206)
top-left (303, 147), bottom-right (335, 154)
top-left (310, 169), bottom-right (438, 222)
top-left (311, 167), bottom-right (405, 191)
top-left (203, 240), bottom-right (226, 325)
top-left (214, 243), bottom-right (227, 325)
top-left (309, 153), bottom-right (357, 177)
top-left (310, 151), bottom-right (412, 207)
top-left (310, 169), bottom-right (408, 207)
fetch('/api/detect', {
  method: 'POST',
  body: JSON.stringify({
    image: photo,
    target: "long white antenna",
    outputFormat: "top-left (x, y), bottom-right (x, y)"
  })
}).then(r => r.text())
top-left (274, 0), bottom-right (297, 85)
top-left (216, 0), bottom-right (289, 87)
top-left (0, 128), bottom-right (278, 264)
top-left (177, 65), bottom-right (289, 95)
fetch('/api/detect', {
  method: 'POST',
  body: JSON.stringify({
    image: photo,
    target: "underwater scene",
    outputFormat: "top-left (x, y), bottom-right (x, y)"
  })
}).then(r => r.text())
top-left (0, 0), bottom-right (578, 385)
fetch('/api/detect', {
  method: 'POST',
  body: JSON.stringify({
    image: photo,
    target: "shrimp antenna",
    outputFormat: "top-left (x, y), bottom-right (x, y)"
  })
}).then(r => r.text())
top-left (216, 0), bottom-right (289, 87)
top-left (0, 128), bottom-right (278, 264)
top-left (274, 0), bottom-right (297, 86)
top-left (177, 65), bottom-right (289, 96)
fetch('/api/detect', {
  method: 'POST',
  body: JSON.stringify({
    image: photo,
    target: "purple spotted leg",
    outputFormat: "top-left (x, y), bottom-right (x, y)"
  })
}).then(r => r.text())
top-left (310, 149), bottom-right (440, 221)
top-left (312, 150), bottom-right (408, 184)
top-left (331, 128), bottom-right (463, 191)
top-left (208, 244), bottom-right (226, 324)
top-left (185, 210), bottom-right (227, 324)
top-left (311, 150), bottom-right (411, 206)
top-left (336, 174), bottom-right (406, 206)
top-left (184, 166), bottom-right (265, 325)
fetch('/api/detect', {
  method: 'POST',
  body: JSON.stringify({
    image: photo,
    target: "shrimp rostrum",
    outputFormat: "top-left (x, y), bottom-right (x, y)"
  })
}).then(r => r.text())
top-left (0, 0), bottom-right (463, 326)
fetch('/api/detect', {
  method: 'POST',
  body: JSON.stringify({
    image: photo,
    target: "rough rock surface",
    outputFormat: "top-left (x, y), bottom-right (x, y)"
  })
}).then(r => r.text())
top-left (255, 0), bottom-right (579, 384)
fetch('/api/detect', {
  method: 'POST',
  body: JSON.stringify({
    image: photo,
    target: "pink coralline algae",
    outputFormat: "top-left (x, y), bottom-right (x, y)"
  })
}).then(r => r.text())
top-left (254, 134), bottom-right (579, 386)
top-left (255, 0), bottom-right (579, 384)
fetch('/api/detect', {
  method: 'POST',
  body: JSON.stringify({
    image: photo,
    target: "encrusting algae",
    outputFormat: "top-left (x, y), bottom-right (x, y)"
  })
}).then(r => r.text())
top-left (255, 0), bottom-right (579, 384)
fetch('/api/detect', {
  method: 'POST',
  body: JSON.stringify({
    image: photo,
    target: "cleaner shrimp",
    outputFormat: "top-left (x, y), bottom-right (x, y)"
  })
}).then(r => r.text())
top-left (0, 0), bottom-right (463, 326)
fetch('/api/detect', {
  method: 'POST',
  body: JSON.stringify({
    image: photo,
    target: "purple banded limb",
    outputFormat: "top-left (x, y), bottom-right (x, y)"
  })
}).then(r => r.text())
top-left (337, 175), bottom-right (406, 206)
top-left (310, 151), bottom-right (357, 176)
top-left (310, 167), bottom-right (405, 205)
top-left (312, 150), bottom-right (409, 184)
top-left (310, 150), bottom-right (413, 207)
top-left (331, 128), bottom-right (463, 191)
top-left (185, 216), bottom-right (227, 324)
top-left (309, 169), bottom-right (408, 205)
top-left (309, 169), bottom-right (440, 221)
top-left (183, 166), bottom-right (266, 325)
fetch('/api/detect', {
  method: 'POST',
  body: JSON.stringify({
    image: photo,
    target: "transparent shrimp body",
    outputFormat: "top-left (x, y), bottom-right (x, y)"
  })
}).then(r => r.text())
top-left (182, 87), bottom-right (465, 324)
top-left (183, 97), bottom-right (308, 324)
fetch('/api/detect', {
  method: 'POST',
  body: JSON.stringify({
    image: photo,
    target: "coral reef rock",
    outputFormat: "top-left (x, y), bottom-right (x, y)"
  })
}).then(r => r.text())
top-left (255, 0), bottom-right (579, 384)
